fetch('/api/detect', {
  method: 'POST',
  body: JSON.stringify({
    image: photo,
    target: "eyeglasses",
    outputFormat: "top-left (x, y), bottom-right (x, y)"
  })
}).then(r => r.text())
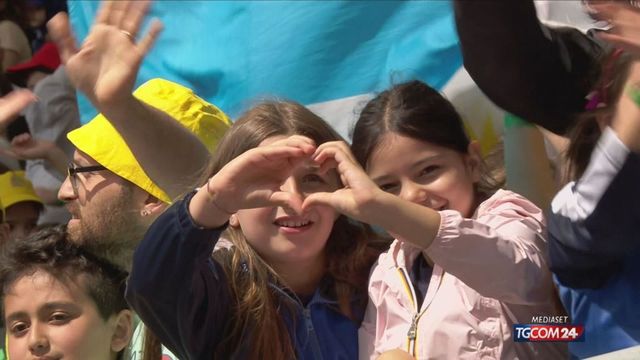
top-left (67, 163), bottom-right (107, 195)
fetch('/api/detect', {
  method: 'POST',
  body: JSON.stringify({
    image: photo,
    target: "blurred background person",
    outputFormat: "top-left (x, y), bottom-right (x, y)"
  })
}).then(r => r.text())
top-left (0, 0), bottom-right (30, 72)
top-left (3, 43), bottom-right (75, 226)
top-left (22, 0), bottom-right (66, 53)
top-left (0, 170), bottom-right (43, 240)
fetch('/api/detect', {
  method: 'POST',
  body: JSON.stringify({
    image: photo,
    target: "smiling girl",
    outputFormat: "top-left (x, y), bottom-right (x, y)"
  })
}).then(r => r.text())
top-left (303, 80), bottom-right (567, 359)
top-left (126, 101), bottom-right (385, 359)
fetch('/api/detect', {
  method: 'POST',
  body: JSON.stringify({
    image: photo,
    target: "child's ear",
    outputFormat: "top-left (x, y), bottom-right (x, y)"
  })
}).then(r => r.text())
top-left (110, 309), bottom-right (134, 352)
top-left (466, 141), bottom-right (483, 183)
top-left (141, 194), bottom-right (168, 218)
top-left (229, 214), bottom-right (240, 227)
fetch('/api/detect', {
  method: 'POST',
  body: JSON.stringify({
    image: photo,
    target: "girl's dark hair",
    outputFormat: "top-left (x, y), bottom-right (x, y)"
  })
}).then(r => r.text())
top-left (202, 100), bottom-right (386, 359)
top-left (0, 225), bottom-right (129, 320)
top-left (565, 49), bottom-right (634, 181)
top-left (352, 80), bottom-right (502, 197)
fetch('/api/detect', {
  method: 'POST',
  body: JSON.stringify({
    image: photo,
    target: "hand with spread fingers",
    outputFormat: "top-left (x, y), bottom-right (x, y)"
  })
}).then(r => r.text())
top-left (46, 0), bottom-right (210, 201)
top-left (47, 1), bottom-right (162, 107)
top-left (590, 1), bottom-right (640, 57)
top-left (0, 90), bottom-right (36, 129)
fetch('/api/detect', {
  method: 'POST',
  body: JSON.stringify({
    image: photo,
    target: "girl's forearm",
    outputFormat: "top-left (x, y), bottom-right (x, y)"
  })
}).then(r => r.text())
top-left (188, 179), bottom-right (232, 229)
top-left (365, 191), bottom-right (441, 249)
top-left (615, 91), bottom-right (640, 153)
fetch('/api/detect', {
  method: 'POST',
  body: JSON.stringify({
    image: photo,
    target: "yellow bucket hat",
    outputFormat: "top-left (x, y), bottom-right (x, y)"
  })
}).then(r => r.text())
top-left (0, 171), bottom-right (43, 210)
top-left (67, 78), bottom-right (232, 203)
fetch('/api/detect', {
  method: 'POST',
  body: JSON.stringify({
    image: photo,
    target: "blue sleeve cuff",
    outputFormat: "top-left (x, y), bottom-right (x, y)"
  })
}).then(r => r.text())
top-left (178, 191), bottom-right (229, 232)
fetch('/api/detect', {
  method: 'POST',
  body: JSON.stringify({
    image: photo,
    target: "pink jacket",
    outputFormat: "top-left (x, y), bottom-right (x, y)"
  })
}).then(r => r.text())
top-left (359, 190), bottom-right (567, 359)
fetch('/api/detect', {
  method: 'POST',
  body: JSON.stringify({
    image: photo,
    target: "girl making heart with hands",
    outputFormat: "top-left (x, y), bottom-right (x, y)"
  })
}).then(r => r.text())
top-left (126, 101), bottom-right (385, 360)
top-left (304, 80), bottom-right (566, 360)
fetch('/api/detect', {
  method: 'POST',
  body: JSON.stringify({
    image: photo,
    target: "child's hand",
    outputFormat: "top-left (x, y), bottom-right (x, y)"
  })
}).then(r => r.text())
top-left (302, 141), bottom-right (383, 224)
top-left (207, 135), bottom-right (317, 214)
top-left (376, 349), bottom-right (415, 360)
top-left (591, 2), bottom-right (640, 57)
top-left (3, 133), bottom-right (55, 160)
top-left (304, 141), bottom-right (442, 248)
top-left (1, 133), bottom-right (69, 176)
top-left (0, 90), bottom-right (36, 129)
top-left (613, 61), bottom-right (640, 152)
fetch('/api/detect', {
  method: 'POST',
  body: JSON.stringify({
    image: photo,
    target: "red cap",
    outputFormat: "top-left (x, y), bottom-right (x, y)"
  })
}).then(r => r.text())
top-left (6, 42), bottom-right (61, 74)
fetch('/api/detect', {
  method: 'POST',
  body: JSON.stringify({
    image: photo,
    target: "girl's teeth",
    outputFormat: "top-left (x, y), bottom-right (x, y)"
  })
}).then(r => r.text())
top-left (278, 220), bottom-right (310, 228)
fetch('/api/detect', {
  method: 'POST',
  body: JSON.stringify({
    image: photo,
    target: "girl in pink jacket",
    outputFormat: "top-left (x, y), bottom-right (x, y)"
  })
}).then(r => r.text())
top-left (304, 80), bottom-right (567, 359)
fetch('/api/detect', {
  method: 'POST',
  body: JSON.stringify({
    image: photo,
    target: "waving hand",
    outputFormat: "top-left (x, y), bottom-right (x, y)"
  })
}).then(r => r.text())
top-left (47, 1), bottom-right (163, 106)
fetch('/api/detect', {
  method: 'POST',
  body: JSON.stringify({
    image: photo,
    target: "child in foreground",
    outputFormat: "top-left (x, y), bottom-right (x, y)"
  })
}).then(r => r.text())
top-left (0, 225), bottom-right (132, 360)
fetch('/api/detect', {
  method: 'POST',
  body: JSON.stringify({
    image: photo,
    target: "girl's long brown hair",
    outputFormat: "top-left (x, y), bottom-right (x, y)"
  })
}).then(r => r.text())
top-left (203, 101), bottom-right (386, 359)
top-left (142, 328), bottom-right (163, 360)
top-left (565, 50), bottom-right (634, 181)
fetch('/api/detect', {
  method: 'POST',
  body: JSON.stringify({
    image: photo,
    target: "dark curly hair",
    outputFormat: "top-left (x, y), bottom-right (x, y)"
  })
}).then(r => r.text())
top-left (0, 225), bottom-right (129, 320)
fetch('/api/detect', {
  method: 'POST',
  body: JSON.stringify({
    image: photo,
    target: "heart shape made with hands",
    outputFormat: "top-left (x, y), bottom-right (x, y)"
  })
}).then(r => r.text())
top-left (211, 136), bottom-right (376, 219)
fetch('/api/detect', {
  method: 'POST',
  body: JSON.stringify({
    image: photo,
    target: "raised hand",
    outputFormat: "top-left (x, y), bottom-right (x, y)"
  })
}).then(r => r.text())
top-left (611, 60), bottom-right (640, 153)
top-left (47, 1), bottom-right (162, 107)
top-left (207, 135), bottom-right (317, 215)
top-left (47, 1), bottom-right (211, 200)
top-left (3, 133), bottom-right (55, 160)
top-left (590, 1), bottom-right (640, 57)
top-left (0, 90), bottom-right (36, 129)
top-left (0, 133), bottom-right (69, 176)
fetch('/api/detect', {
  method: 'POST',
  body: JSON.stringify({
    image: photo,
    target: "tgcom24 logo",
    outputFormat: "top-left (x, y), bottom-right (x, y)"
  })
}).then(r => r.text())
top-left (513, 316), bottom-right (584, 342)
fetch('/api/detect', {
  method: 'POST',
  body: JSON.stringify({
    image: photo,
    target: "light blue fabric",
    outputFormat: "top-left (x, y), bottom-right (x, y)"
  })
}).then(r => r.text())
top-left (69, 1), bottom-right (461, 123)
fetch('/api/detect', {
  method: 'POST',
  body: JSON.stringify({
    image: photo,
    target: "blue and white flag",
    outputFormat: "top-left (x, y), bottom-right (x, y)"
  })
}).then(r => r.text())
top-left (69, 1), bottom-right (506, 147)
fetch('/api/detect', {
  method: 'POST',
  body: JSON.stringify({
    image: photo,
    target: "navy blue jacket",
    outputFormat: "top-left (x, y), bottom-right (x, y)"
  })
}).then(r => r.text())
top-left (548, 129), bottom-right (640, 358)
top-left (126, 193), bottom-right (361, 359)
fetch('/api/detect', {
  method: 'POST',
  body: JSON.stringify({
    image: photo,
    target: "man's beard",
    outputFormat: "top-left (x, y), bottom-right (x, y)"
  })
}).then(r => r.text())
top-left (66, 189), bottom-right (147, 272)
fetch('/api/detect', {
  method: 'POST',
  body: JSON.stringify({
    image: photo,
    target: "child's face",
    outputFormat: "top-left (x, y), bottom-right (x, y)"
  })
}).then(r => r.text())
top-left (5, 202), bottom-right (40, 239)
top-left (235, 136), bottom-right (340, 269)
top-left (4, 270), bottom-right (122, 360)
top-left (367, 133), bottom-right (480, 217)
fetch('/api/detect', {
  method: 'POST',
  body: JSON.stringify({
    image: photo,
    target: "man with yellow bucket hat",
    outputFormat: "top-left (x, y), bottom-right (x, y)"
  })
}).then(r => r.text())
top-left (0, 2), bottom-right (232, 359)
top-left (59, 77), bottom-right (231, 271)
top-left (0, 170), bottom-right (44, 240)
top-left (55, 77), bottom-right (230, 360)
top-left (45, 0), bottom-right (232, 272)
